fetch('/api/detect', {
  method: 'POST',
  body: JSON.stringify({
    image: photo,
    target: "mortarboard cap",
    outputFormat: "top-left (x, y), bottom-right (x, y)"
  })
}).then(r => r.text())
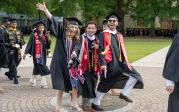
top-left (33, 19), bottom-right (46, 27)
top-left (66, 17), bottom-right (82, 26)
top-left (2, 17), bottom-right (10, 23)
top-left (105, 12), bottom-right (121, 21)
top-left (10, 18), bottom-right (17, 24)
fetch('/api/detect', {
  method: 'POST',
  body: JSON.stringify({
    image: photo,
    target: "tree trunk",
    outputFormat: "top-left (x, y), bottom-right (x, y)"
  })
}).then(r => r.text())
top-left (149, 18), bottom-right (156, 37)
top-left (115, 0), bottom-right (125, 35)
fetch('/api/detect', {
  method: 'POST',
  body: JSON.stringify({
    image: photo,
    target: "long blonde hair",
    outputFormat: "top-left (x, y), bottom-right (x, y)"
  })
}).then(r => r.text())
top-left (66, 25), bottom-right (80, 43)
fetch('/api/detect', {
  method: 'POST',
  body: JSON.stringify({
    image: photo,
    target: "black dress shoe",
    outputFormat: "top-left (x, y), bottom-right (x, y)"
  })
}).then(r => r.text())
top-left (91, 103), bottom-right (104, 111)
top-left (119, 93), bottom-right (133, 103)
top-left (17, 75), bottom-right (20, 78)
top-left (5, 72), bottom-right (13, 80)
top-left (14, 78), bottom-right (19, 84)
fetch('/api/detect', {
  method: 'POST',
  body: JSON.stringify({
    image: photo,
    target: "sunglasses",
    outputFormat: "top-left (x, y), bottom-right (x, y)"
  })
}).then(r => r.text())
top-left (108, 19), bottom-right (117, 23)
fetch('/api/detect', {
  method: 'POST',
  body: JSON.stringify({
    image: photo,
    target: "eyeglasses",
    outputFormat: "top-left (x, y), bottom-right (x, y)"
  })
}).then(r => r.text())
top-left (108, 19), bottom-right (117, 23)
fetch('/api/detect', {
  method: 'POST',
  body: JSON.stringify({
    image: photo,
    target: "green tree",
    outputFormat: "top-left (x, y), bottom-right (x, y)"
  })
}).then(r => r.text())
top-left (131, 0), bottom-right (178, 36)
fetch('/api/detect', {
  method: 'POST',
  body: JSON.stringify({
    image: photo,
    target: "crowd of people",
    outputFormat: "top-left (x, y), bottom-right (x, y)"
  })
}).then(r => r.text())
top-left (0, 2), bottom-right (178, 112)
top-left (125, 28), bottom-right (178, 38)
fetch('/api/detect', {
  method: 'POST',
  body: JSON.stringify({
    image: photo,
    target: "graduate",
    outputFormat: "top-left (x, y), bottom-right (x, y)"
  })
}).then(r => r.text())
top-left (92, 12), bottom-right (144, 111)
top-left (36, 3), bottom-right (82, 112)
top-left (163, 32), bottom-right (179, 112)
top-left (5, 18), bottom-right (24, 84)
top-left (0, 17), bottom-right (9, 68)
top-left (65, 18), bottom-right (83, 111)
top-left (75, 21), bottom-right (106, 111)
top-left (23, 20), bottom-right (50, 88)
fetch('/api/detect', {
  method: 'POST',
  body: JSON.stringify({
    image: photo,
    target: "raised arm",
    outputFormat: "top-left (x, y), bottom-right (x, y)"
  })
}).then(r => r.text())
top-left (36, 3), bottom-right (64, 38)
top-left (36, 3), bottom-right (52, 20)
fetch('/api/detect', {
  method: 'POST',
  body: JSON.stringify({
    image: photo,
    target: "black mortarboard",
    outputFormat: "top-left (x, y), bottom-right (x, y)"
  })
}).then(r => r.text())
top-left (33, 19), bottom-right (46, 27)
top-left (105, 12), bottom-right (121, 21)
top-left (66, 17), bottom-right (82, 26)
top-left (10, 18), bottom-right (17, 24)
top-left (2, 17), bottom-right (10, 23)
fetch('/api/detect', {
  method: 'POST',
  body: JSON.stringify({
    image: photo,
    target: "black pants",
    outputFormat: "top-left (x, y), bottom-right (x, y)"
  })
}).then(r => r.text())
top-left (82, 72), bottom-right (96, 98)
top-left (168, 83), bottom-right (179, 112)
top-left (8, 52), bottom-right (17, 78)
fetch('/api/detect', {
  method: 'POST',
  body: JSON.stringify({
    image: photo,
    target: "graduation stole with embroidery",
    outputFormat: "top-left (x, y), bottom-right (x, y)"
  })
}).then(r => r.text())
top-left (103, 32), bottom-right (132, 70)
top-left (34, 32), bottom-right (46, 65)
top-left (78, 34), bottom-right (101, 76)
top-left (8, 29), bottom-right (22, 61)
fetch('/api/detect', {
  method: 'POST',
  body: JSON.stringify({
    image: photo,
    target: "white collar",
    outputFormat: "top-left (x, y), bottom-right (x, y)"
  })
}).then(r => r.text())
top-left (86, 33), bottom-right (95, 41)
top-left (103, 29), bottom-right (117, 35)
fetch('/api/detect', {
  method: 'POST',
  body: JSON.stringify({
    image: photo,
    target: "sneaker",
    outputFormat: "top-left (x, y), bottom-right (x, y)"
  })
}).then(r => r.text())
top-left (40, 79), bottom-right (48, 89)
top-left (29, 79), bottom-right (37, 87)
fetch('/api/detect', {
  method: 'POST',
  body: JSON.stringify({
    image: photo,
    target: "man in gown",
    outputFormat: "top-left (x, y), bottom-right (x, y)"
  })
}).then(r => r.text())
top-left (92, 13), bottom-right (144, 111)
top-left (163, 32), bottom-right (179, 112)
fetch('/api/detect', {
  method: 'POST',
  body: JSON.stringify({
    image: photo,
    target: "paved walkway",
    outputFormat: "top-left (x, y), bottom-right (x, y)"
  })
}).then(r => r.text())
top-left (0, 46), bottom-right (170, 112)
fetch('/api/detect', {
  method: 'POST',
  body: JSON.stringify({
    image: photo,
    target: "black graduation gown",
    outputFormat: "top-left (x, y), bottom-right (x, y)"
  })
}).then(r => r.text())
top-left (81, 37), bottom-right (98, 98)
top-left (25, 33), bottom-right (50, 76)
top-left (0, 27), bottom-right (9, 68)
top-left (47, 17), bottom-right (72, 92)
top-left (163, 33), bottom-right (179, 112)
top-left (97, 32), bottom-right (144, 93)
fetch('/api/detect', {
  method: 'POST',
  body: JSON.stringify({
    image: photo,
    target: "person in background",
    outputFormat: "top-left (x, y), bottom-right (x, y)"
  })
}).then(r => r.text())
top-left (163, 32), bottom-right (179, 112)
top-left (23, 20), bottom-right (50, 88)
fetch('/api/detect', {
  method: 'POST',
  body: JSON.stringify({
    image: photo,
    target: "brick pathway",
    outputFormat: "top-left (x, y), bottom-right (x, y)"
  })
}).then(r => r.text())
top-left (0, 46), bottom-right (170, 112)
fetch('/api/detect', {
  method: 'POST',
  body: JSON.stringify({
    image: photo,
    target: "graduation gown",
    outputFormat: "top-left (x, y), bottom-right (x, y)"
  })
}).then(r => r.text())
top-left (0, 27), bottom-right (9, 68)
top-left (97, 32), bottom-right (143, 93)
top-left (77, 35), bottom-right (98, 98)
top-left (47, 17), bottom-right (72, 92)
top-left (25, 33), bottom-right (50, 76)
top-left (163, 33), bottom-right (179, 112)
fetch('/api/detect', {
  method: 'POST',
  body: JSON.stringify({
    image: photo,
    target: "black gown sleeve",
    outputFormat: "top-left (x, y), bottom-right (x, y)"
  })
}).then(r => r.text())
top-left (98, 32), bottom-right (107, 66)
top-left (163, 33), bottom-right (179, 83)
top-left (47, 17), bottom-right (65, 39)
top-left (24, 34), bottom-right (33, 55)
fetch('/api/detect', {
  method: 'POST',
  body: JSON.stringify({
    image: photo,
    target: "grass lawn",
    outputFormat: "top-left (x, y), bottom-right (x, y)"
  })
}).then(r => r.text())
top-left (24, 36), bottom-right (172, 62)
top-left (125, 37), bottom-right (172, 62)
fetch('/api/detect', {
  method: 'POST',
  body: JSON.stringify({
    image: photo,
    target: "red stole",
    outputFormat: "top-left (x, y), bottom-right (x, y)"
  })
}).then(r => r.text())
top-left (78, 35), bottom-right (101, 76)
top-left (103, 32), bottom-right (132, 70)
top-left (34, 32), bottom-right (46, 64)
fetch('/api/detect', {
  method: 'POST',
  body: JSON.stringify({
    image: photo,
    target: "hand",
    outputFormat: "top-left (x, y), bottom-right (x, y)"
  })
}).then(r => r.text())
top-left (71, 51), bottom-right (77, 59)
top-left (127, 64), bottom-right (132, 71)
top-left (166, 86), bottom-right (174, 94)
top-left (14, 44), bottom-right (20, 48)
top-left (36, 2), bottom-right (47, 12)
top-left (68, 59), bottom-right (73, 64)
top-left (101, 65), bottom-right (107, 71)
top-left (92, 43), bottom-right (99, 49)
top-left (23, 54), bottom-right (26, 60)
